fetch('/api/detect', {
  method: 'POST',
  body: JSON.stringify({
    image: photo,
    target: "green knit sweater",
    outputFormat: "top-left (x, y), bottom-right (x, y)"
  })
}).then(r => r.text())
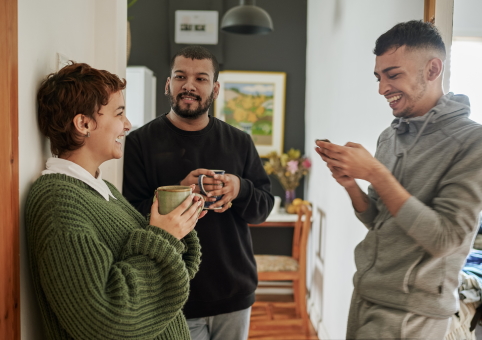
top-left (25, 174), bottom-right (201, 340)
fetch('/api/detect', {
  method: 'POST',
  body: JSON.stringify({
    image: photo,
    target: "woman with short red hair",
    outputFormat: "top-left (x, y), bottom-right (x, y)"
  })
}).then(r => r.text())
top-left (26, 62), bottom-right (205, 340)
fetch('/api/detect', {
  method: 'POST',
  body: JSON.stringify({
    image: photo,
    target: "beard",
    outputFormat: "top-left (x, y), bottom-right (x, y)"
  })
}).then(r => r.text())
top-left (167, 89), bottom-right (215, 120)
top-left (396, 70), bottom-right (428, 118)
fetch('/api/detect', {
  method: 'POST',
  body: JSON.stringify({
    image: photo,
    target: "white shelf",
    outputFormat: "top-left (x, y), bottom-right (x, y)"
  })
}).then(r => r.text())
top-left (265, 208), bottom-right (299, 222)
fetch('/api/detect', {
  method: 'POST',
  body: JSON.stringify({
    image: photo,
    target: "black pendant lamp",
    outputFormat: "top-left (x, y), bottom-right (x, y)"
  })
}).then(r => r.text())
top-left (221, 0), bottom-right (273, 35)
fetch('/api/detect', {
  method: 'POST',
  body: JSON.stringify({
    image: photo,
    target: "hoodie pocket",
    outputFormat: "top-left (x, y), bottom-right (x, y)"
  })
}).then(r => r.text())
top-left (405, 254), bottom-right (445, 295)
top-left (403, 254), bottom-right (425, 294)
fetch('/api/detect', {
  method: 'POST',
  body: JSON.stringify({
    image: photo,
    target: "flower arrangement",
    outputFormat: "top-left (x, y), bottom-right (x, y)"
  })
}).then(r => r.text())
top-left (263, 148), bottom-right (311, 212)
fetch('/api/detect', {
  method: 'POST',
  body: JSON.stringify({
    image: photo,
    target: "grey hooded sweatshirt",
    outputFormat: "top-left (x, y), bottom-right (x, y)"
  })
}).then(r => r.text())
top-left (354, 93), bottom-right (482, 318)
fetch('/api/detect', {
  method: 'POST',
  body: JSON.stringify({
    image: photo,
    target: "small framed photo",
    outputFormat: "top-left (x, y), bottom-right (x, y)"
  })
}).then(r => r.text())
top-left (174, 10), bottom-right (218, 45)
top-left (214, 71), bottom-right (286, 157)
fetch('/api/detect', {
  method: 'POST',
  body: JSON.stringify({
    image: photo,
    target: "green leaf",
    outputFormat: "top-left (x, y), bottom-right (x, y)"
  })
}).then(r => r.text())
top-left (127, 0), bottom-right (138, 9)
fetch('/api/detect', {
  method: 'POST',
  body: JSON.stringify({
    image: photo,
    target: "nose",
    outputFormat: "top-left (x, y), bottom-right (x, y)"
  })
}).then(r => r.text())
top-left (124, 116), bottom-right (132, 132)
top-left (378, 78), bottom-right (390, 96)
top-left (182, 79), bottom-right (196, 93)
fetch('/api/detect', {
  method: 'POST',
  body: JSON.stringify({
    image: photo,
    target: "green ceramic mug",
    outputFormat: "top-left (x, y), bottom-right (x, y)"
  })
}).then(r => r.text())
top-left (155, 186), bottom-right (204, 216)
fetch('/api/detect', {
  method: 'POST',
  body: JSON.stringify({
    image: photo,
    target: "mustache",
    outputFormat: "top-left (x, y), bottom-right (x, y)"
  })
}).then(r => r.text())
top-left (177, 92), bottom-right (201, 101)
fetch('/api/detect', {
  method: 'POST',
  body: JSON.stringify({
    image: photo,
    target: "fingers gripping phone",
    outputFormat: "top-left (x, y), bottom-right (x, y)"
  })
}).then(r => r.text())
top-left (316, 139), bottom-right (332, 159)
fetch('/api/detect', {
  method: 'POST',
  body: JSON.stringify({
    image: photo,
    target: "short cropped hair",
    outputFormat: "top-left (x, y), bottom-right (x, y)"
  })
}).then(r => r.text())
top-left (170, 45), bottom-right (220, 82)
top-left (37, 62), bottom-right (126, 156)
top-left (374, 20), bottom-right (446, 58)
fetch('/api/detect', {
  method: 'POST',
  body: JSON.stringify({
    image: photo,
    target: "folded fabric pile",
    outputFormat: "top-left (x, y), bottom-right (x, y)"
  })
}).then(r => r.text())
top-left (460, 250), bottom-right (482, 307)
top-left (445, 299), bottom-right (477, 340)
top-left (445, 249), bottom-right (482, 340)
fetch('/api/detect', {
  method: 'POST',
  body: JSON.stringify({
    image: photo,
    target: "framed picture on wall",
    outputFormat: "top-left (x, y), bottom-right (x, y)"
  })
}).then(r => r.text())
top-left (174, 10), bottom-right (219, 45)
top-left (214, 71), bottom-right (286, 157)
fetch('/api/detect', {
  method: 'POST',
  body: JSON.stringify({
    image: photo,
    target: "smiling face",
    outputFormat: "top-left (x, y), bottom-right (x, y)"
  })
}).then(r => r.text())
top-left (86, 91), bottom-right (131, 163)
top-left (374, 45), bottom-right (431, 118)
top-left (165, 56), bottom-right (220, 119)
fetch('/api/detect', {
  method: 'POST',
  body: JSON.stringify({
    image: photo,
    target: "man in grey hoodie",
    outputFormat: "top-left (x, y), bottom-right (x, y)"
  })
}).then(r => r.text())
top-left (316, 20), bottom-right (482, 339)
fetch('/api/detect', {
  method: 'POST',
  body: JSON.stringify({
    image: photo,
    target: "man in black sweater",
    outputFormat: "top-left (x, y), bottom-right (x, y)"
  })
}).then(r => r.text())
top-left (123, 46), bottom-right (274, 340)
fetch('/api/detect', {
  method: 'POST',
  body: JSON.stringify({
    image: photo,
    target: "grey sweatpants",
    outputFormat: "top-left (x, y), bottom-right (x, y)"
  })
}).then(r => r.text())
top-left (187, 307), bottom-right (251, 340)
top-left (347, 290), bottom-right (451, 339)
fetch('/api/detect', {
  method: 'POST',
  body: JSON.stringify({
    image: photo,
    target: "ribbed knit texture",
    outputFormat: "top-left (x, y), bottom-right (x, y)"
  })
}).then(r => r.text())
top-left (25, 173), bottom-right (201, 340)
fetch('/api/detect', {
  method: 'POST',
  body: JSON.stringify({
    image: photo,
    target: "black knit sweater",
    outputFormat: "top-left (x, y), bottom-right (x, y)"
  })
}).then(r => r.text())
top-left (123, 113), bottom-right (274, 318)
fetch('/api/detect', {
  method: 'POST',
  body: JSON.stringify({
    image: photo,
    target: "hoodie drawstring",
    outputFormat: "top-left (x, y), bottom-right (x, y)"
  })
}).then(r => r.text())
top-left (393, 111), bottom-right (436, 186)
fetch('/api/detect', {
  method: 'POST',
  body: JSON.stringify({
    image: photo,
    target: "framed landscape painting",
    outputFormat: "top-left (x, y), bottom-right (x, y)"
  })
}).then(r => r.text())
top-left (214, 71), bottom-right (286, 157)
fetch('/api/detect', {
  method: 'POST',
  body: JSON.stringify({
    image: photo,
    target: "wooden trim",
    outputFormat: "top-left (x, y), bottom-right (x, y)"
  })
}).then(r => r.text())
top-left (250, 318), bottom-right (304, 328)
top-left (258, 272), bottom-right (300, 281)
top-left (254, 301), bottom-right (297, 308)
top-left (0, 0), bottom-right (20, 339)
top-left (431, 0), bottom-right (454, 93)
top-left (292, 211), bottom-right (302, 261)
top-left (424, 0), bottom-right (436, 23)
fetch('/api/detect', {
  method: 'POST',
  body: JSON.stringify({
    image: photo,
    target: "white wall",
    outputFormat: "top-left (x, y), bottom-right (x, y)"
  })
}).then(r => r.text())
top-left (304, 1), bottom-right (423, 338)
top-left (453, 0), bottom-right (482, 37)
top-left (18, 1), bottom-right (126, 338)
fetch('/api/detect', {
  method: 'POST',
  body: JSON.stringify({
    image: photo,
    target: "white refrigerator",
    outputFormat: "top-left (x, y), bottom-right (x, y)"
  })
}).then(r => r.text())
top-left (126, 66), bottom-right (157, 130)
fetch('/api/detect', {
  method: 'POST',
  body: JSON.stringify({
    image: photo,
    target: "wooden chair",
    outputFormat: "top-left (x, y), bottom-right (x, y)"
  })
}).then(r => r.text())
top-left (251, 203), bottom-right (312, 334)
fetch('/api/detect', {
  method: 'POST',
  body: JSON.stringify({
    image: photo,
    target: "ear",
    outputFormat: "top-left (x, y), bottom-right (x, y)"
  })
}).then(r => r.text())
top-left (165, 77), bottom-right (171, 95)
top-left (72, 114), bottom-right (91, 135)
top-left (213, 81), bottom-right (220, 100)
top-left (427, 58), bottom-right (443, 81)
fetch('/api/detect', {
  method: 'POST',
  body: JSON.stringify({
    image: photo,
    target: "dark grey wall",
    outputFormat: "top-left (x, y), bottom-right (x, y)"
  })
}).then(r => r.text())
top-left (128, 0), bottom-right (307, 205)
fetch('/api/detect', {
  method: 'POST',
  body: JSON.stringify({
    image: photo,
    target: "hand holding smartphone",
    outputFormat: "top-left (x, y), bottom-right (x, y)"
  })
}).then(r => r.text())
top-left (315, 139), bottom-right (332, 159)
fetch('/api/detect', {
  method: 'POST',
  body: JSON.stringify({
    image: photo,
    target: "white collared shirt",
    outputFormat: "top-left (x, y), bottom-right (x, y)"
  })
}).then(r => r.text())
top-left (42, 157), bottom-right (117, 201)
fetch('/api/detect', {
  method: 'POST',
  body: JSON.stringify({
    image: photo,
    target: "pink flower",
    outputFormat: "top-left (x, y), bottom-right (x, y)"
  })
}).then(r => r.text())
top-left (302, 158), bottom-right (312, 169)
top-left (287, 160), bottom-right (299, 174)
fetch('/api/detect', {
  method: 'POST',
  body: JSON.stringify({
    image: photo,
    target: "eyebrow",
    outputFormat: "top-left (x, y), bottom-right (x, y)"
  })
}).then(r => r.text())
top-left (374, 66), bottom-right (400, 77)
top-left (117, 106), bottom-right (125, 110)
top-left (173, 70), bottom-right (211, 77)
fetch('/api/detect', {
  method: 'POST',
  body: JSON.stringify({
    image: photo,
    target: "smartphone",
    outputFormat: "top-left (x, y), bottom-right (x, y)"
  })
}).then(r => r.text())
top-left (315, 139), bottom-right (332, 159)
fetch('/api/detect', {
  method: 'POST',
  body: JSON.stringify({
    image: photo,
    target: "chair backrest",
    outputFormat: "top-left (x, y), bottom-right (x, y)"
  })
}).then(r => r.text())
top-left (291, 204), bottom-right (312, 263)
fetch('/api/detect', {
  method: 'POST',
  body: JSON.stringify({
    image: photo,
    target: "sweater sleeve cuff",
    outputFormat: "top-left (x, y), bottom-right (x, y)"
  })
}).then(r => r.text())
top-left (183, 230), bottom-right (201, 252)
top-left (182, 230), bottom-right (202, 279)
top-left (394, 196), bottom-right (425, 234)
top-left (355, 198), bottom-right (379, 224)
top-left (141, 225), bottom-right (186, 254)
top-left (234, 176), bottom-right (251, 202)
